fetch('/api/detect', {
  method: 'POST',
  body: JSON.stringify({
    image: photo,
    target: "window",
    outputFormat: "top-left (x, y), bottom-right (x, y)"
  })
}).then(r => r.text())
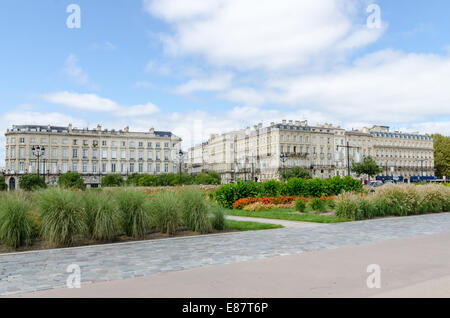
top-left (62, 162), bottom-right (68, 173)
top-left (164, 163), bottom-right (168, 173)
top-left (129, 163), bottom-right (134, 173)
top-left (93, 149), bottom-right (98, 159)
top-left (164, 142), bottom-right (169, 148)
top-left (82, 149), bottom-right (88, 159)
top-left (92, 162), bottom-right (97, 173)
top-left (121, 141), bottom-right (126, 147)
top-left (62, 139), bottom-right (68, 145)
top-left (82, 162), bottom-right (88, 173)
top-left (156, 142), bottom-right (160, 148)
top-left (121, 150), bottom-right (126, 160)
top-left (111, 141), bottom-right (117, 147)
top-left (72, 149), bottom-right (78, 158)
top-left (156, 163), bottom-right (160, 173)
top-left (52, 139), bottom-right (58, 145)
top-left (147, 151), bottom-right (153, 160)
top-left (121, 163), bottom-right (125, 173)
top-left (19, 138), bottom-right (25, 144)
top-left (147, 142), bottom-right (152, 148)
top-left (72, 163), bottom-right (78, 172)
top-left (139, 163), bottom-right (143, 173)
top-left (102, 140), bottom-right (107, 146)
top-left (19, 147), bottom-right (25, 158)
top-left (52, 149), bottom-right (58, 158)
top-left (111, 150), bottom-right (117, 160)
top-left (130, 150), bottom-right (135, 160)
top-left (62, 149), bottom-right (68, 158)
top-left (102, 163), bottom-right (107, 173)
top-left (138, 142), bottom-right (143, 147)
top-left (73, 139), bottom-right (77, 145)
top-left (147, 163), bottom-right (152, 173)
top-left (19, 162), bottom-right (25, 173)
top-left (111, 163), bottom-right (116, 173)
top-left (156, 151), bottom-right (160, 160)
top-left (130, 141), bottom-right (135, 147)
top-left (102, 150), bottom-right (107, 159)
top-left (83, 140), bottom-right (88, 146)
top-left (139, 151), bottom-right (143, 160)
top-left (93, 140), bottom-right (98, 147)
top-left (164, 151), bottom-right (169, 160)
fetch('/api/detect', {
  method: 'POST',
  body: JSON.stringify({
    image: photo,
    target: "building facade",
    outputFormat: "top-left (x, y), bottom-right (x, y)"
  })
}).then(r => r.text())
top-left (4, 124), bottom-right (182, 190)
top-left (188, 121), bottom-right (435, 183)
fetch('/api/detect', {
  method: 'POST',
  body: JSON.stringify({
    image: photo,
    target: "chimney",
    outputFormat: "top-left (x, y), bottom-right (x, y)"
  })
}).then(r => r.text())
top-left (97, 124), bottom-right (102, 131)
top-left (68, 123), bottom-right (72, 132)
top-left (282, 120), bottom-right (287, 124)
top-left (149, 128), bottom-right (155, 134)
top-left (258, 123), bottom-right (263, 129)
top-left (124, 126), bottom-right (129, 133)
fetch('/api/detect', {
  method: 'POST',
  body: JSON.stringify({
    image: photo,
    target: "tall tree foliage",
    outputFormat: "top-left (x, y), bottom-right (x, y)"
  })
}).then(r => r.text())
top-left (432, 134), bottom-right (450, 178)
top-left (351, 157), bottom-right (382, 180)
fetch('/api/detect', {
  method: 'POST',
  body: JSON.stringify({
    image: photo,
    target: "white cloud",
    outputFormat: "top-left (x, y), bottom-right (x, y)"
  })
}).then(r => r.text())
top-left (265, 50), bottom-right (450, 123)
top-left (42, 91), bottom-right (159, 117)
top-left (62, 54), bottom-right (93, 86)
top-left (145, 0), bottom-right (384, 71)
top-left (175, 73), bottom-right (233, 94)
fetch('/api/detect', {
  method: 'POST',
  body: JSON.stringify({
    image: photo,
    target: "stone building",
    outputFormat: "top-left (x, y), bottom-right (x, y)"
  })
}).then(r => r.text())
top-left (188, 121), bottom-right (435, 183)
top-left (4, 124), bottom-right (182, 190)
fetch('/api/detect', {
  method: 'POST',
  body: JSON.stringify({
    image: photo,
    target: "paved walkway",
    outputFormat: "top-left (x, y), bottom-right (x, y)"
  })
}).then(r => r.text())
top-left (1, 213), bottom-right (450, 296)
top-left (225, 215), bottom-right (326, 228)
top-left (15, 232), bottom-right (450, 298)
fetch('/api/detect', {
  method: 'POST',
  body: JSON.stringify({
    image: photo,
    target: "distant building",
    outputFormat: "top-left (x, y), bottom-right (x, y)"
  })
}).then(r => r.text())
top-left (4, 124), bottom-right (182, 190)
top-left (188, 121), bottom-right (434, 183)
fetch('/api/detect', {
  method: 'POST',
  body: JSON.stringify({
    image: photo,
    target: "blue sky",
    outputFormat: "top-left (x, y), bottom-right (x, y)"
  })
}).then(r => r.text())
top-left (1, 0), bottom-right (450, 164)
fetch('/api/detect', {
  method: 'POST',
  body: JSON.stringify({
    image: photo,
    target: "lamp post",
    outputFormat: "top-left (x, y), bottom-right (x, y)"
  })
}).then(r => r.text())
top-left (31, 145), bottom-right (45, 184)
top-left (178, 149), bottom-right (184, 185)
top-left (280, 153), bottom-right (288, 178)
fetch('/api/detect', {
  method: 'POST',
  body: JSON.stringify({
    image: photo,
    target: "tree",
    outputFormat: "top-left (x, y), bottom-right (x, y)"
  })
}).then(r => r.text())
top-left (431, 134), bottom-right (450, 178)
top-left (281, 166), bottom-right (312, 181)
top-left (58, 172), bottom-right (86, 190)
top-left (19, 174), bottom-right (46, 191)
top-left (0, 176), bottom-right (7, 191)
top-left (101, 174), bottom-right (124, 187)
top-left (351, 157), bottom-right (382, 180)
top-left (194, 171), bottom-right (221, 185)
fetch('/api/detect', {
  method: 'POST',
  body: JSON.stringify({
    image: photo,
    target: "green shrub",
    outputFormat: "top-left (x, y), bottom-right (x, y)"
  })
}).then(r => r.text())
top-left (101, 174), bottom-right (124, 187)
top-left (294, 199), bottom-right (306, 212)
top-left (37, 189), bottom-right (86, 247)
top-left (151, 192), bottom-right (181, 235)
top-left (115, 189), bottom-right (152, 238)
top-left (58, 172), bottom-right (86, 190)
top-left (19, 174), bottom-right (46, 191)
top-left (180, 189), bottom-right (211, 233)
top-left (209, 203), bottom-right (225, 230)
top-left (309, 197), bottom-right (327, 213)
top-left (0, 176), bottom-right (8, 191)
top-left (83, 191), bottom-right (120, 241)
top-left (0, 195), bottom-right (34, 248)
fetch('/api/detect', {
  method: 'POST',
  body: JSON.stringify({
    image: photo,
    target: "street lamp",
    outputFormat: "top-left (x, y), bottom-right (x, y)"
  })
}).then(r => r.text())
top-left (280, 153), bottom-right (288, 178)
top-left (31, 145), bottom-right (45, 183)
top-left (178, 149), bottom-right (184, 185)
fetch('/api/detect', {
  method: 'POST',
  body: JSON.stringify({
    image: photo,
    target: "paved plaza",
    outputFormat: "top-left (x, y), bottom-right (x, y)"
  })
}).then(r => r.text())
top-left (1, 213), bottom-right (450, 296)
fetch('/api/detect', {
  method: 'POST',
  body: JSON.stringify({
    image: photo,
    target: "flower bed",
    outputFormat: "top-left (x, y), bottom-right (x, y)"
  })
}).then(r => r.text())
top-left (233, 196), bottom-right (296, 209)
top-left (233, 195), bottom-right (335, 210)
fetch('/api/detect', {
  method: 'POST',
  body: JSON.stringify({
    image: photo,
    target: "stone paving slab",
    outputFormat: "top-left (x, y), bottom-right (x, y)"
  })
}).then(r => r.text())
top-left (1, 213), bottom-right (450, 296)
